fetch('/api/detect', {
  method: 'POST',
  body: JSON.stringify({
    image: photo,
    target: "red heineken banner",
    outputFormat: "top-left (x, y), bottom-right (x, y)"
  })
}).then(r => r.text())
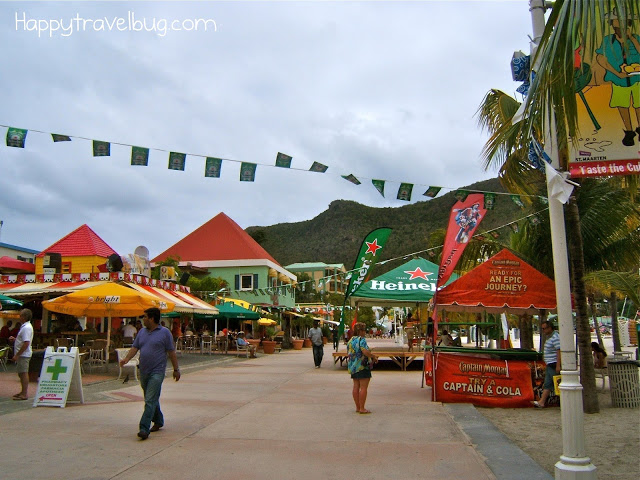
top-left (339, 227), bottom-right (393, 338)
top-left (434, 352), bottom-right (534, 407)
top-left (437, 193), bottom-right (486, 287)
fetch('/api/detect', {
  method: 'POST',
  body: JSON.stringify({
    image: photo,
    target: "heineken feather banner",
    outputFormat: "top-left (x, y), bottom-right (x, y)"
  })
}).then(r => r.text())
top-left (423, 186), bottom-right (441, 198)
top-left (309, 161), bottom-right (328, 173)
top-left (338, 227), bottom-right (393, 340)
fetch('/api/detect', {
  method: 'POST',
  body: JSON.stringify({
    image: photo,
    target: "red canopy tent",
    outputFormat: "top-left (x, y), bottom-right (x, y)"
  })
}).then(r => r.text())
top-left (436, 249), bottom-right (557, 314)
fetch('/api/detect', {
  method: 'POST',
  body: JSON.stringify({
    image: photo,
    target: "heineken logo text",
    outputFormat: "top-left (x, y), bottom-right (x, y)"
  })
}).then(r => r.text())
top-left (370, 280), bottom-right (435, 291)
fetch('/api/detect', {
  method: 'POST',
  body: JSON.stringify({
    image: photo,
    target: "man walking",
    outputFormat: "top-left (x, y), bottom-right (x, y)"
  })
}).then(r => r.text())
top-left (9, 309), bottom-right (34, 401)
top-left (119, 307), bottom-right (180, 440)
top-left (534, 320), bottom-right (561, 408)
top-left (308, 320), bottom-right (324, 368)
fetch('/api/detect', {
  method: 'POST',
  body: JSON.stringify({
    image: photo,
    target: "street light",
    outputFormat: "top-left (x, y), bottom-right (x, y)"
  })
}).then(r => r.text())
top-left (527, 1), bottom-right (596, 478)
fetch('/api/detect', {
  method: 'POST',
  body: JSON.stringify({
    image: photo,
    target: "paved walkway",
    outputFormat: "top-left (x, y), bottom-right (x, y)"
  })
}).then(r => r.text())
top-left (0, 346), bottom-right (551, 480)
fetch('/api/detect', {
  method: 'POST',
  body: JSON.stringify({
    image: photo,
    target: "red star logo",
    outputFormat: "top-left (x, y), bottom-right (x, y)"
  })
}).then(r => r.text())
top-left (404, 267), bottom-right (432, 280)
top-left (365, 238), bottom-right (382, 256)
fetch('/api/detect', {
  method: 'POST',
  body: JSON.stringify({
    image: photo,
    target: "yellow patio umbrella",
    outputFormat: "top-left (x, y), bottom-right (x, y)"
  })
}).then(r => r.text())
top-left (43, 282), bottom-right (175, 359)
top-left (258, 317), bottom-right (277, 326)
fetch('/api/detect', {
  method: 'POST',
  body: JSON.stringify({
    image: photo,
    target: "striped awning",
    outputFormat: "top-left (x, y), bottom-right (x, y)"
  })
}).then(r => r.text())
top-left (124, 283), bottom-right (218, 315)
top-left (0, 281), bottom-right (106, 297)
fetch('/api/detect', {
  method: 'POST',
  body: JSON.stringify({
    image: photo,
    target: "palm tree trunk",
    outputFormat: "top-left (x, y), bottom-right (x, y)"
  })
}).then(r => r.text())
top-left (518, 313), bottom-right (534, 350)
top-left (588, 295), bottom-right (604, 348)
top-left (566, 198), bottom-right (599, 413)
top-left (611, 292), bottom-right (621, 352)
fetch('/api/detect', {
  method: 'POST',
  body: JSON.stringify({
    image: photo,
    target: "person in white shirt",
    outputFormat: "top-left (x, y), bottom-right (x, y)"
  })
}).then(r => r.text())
top-left (123, 320), bottom-right (137, 339)
top-left (9, 309), bottom-right (34, 400)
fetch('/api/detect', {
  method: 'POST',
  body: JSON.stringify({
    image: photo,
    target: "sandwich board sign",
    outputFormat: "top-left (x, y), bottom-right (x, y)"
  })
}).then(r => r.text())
top-left (34, 346), bottom-right (84, 407)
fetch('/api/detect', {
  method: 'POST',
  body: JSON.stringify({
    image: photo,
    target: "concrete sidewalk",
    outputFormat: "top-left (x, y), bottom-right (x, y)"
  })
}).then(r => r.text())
top-left (0, 348), bottom-right (551, 480)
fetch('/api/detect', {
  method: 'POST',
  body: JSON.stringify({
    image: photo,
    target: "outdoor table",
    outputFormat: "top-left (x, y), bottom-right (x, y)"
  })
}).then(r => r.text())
top-left (60, 331), bottom-right (94, 347)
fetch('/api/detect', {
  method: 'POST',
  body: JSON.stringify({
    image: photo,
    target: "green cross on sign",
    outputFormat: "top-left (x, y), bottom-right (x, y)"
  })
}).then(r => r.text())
top-left (47, 359), bottom-right (68, 380)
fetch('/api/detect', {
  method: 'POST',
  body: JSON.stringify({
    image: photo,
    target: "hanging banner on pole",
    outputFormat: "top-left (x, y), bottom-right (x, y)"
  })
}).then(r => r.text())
top-left (568, 15), bottom-right (640, 177)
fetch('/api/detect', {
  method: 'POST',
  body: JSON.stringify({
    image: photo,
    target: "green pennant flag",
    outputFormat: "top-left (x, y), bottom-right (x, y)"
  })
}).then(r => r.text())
top-left (168, 152), bottom-right (186, 171)
top-left (397, 183), bottom-right (413, 201)
top-left (309, 161), bottom-right (328, 173)
top-left (423, 186), bottom-right (441, 198)
top-left (240, 162), bottom-right (257, 182)
top-left (475, 235), bottom-right (486, 241)
top-left (6, 127), bottom-right (27, 148)
top-left (510, 222), bottom-right (519, 233)
top-left (484, 192), bottom-right (496, 210)
top-left (131, 146), bottom-right (149, 166)
top-left (490, 230), bottom-right (500, 238)
top-left (205, 157), bottom-right (222, 178)
top-left (530, 215), bottom-right (541, 225)
top-left (51, 133), bottom-right (71, 142)
top-left (539, 195), bottom-right (549, 205)
top-left (372, 179), bottom-right (385, 197)
top-left (275, 152), bottom-right (292, 168)
top-left (342, 174), bottom-right (361, 185)
top-left (511, 194), bottom-right (525, 208)
top-left (93, 140), bottom-right (110, 156)
top-left (454, 189), bottom-right (469, 202)
top-left (339, 227), bottom-right (393, 339)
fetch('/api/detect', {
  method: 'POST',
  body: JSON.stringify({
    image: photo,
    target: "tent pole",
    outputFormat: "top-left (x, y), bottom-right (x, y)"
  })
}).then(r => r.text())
top-left (105, 314), bottom-right (111, 373)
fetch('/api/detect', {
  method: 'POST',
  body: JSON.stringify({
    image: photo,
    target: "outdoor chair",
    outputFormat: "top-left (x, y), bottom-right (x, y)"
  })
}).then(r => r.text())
top-left (55, 338), bottom-right (71, 350)
top-left (594, 366), bottom-right (608, 389)
top-left (175, 336), bottom-right (184, 354)
top-left (236, 342), bottom-right (250, 358)
top-left (201, 335), bottom-right (213, 355)
top-left (88, 339), bottom-right (108, 372)
top-left (122, 336), bottom-right (134, 348)
top-left (116, 348), bottom-right (139, 381)
top-left (274, 335), bottom-right (283, 353)
top-left (0, 346), bottom-right (10, 371)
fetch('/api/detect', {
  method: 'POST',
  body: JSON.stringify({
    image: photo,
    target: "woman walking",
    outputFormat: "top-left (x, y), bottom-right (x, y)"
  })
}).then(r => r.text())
top-left (347, 322), bottom-right (378, 414)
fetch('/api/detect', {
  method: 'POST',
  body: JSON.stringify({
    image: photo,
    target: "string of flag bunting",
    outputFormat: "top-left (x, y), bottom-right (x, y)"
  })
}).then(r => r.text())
top-left (3, 124), bottom-right (546, 206)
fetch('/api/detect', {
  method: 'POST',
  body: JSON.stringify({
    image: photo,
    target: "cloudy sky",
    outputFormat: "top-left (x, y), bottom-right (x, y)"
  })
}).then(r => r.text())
top-left (0, 0), bottom-right (532, 258)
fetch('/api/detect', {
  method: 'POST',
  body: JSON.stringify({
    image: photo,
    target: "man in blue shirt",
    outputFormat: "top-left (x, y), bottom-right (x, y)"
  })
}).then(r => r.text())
top-left (119, 307), bottom-right (180, 440)
top-left (534, 320), bottom-right (561, 408)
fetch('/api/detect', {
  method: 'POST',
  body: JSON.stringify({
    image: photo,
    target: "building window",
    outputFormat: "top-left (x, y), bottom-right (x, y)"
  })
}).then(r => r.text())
top-left (61, 262), bottom-right (72, 274)
top-left (17, 256), bottom-right (33, 263)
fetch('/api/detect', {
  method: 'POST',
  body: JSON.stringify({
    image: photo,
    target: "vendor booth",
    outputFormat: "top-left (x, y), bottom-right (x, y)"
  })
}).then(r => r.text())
top-left (428, 249), bottom-right (558, 407)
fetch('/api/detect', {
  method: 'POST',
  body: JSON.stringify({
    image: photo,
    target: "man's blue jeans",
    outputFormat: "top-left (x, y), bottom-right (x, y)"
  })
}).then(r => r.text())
top-left (139, 372), bottom-right (165, 434)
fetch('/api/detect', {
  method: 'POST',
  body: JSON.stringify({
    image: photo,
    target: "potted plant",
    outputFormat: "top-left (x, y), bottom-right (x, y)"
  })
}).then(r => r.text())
top-left (262, 326), bottom-right (277, 354)
top-left (292, 338), bottom-right (304, 350)
top-left (321, 325), bottom-right (331, 345)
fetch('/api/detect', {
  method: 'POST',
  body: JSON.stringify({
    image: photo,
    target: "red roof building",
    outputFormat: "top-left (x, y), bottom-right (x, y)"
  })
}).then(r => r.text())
top-left (152, 212), bottom-right (295, 308)
top-left (34, 224), bottom-right (117, 274)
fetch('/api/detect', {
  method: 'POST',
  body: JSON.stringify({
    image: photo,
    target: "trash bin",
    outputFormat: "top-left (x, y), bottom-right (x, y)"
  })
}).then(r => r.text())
top-left (608, 359), bottom-right (640, 408)
top-left (28, 349), bottom-right (45, 383)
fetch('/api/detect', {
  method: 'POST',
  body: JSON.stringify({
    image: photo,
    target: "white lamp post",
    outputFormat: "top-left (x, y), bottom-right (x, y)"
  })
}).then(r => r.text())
top-left (527, 1), bottom-right (596, 478)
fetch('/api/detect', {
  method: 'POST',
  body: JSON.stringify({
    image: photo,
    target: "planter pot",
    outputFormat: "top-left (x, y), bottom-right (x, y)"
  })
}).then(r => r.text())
top-left (322, 336), bottom-right (328, 345)
top-left (303, 338), bottom-right (312, 348)
top-left (292, 339), bottom-right (304, 350)
top-left (262, 340), bottom-right (277, 354)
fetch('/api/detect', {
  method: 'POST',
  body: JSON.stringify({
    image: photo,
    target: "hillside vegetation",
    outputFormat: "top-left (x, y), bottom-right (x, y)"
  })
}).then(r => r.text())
top-left (246, 177), bottom-right (523, 272)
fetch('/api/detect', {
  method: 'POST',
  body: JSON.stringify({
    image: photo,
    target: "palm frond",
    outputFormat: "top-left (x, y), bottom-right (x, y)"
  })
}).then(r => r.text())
top-left (583, 270), bottom-right (640, 306)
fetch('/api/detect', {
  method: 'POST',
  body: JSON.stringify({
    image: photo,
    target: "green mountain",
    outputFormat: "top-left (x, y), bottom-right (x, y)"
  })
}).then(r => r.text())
top-left (246, 177), bottom-right (521, 271)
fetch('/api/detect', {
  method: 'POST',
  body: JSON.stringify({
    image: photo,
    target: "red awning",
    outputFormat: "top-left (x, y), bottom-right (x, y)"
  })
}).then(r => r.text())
top-left (436, 249), bottom-right (557, 314)
top-left (0, 256), bottom-right (35, 273)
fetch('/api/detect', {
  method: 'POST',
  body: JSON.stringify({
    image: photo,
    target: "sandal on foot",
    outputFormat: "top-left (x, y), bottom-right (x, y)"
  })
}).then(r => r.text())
top-left (359, 409), bottom-right (371, 414)
top-left (13, 395), bottom-right (28, 401)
